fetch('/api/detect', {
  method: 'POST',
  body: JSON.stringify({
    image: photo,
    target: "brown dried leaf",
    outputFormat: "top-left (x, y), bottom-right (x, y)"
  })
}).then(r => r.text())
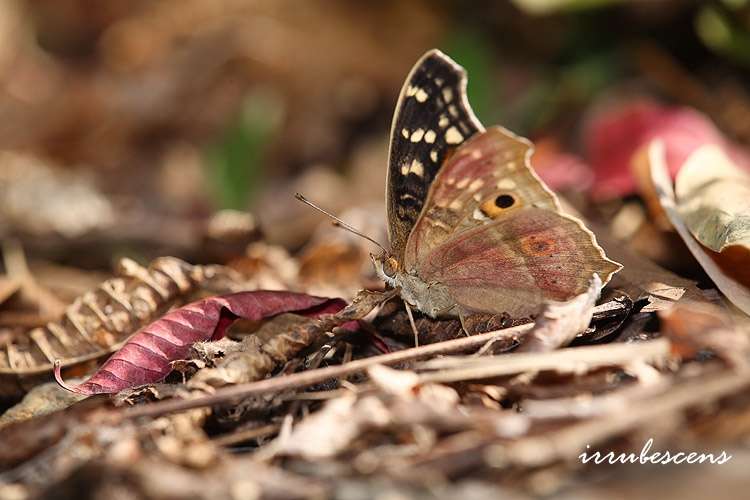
top-left (0, 152), bottom-right (115, 238)
top-left (275, 365), bottom-right (461, 460)
top-left (227, 242), bottom-right (299, 291)
top-left (590, 218), bottom-right (699, 311)
top-left (0, 277), bottom-right (20, 307)
top-left (189, 289), bottom-right (398, 388)
top-left (659, 301), bottom-right (750, 367)
top-left (575, 290), bottom-right (634, 343)
top-left (0, 257), bottom-right (241, 395)
top-left (0, 381), bottom-right (86, 429)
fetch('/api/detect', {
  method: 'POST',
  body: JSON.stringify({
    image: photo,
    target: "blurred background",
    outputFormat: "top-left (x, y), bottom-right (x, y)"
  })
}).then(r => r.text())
top-left (1, 0), bottom-right (749, 276)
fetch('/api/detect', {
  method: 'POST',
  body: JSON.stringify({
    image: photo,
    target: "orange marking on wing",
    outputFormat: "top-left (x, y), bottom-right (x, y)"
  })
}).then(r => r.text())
top-left (519, 234), bottom-right (557, 257)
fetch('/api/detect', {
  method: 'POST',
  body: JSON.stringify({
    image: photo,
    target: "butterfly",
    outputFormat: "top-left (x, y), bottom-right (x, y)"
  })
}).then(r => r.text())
top-left (371, 49), bottom-right (621, 329)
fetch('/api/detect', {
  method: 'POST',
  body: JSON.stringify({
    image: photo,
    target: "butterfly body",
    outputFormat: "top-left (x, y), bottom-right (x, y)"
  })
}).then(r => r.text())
top-left (373, 257), bottom-right (455, 318)
top-left (379, 50), bottom-right (620, 326)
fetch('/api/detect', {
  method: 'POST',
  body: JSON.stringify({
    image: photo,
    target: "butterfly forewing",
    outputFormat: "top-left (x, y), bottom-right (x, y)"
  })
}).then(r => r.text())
top-left (403, 127), bottom-right (560, 268)
top-left (386, 49), bottom-right (484, 260)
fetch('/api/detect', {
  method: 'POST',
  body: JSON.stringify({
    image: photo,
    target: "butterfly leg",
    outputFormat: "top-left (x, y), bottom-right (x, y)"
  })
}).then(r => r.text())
top-left (457, 310), bottom-right (472, 337)
top-left (404, 301), bottom-right (420, 347)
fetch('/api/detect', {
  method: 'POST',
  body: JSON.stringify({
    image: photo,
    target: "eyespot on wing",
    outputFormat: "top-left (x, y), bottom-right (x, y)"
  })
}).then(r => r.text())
top-left (479, 192), bottom-right (521, 219)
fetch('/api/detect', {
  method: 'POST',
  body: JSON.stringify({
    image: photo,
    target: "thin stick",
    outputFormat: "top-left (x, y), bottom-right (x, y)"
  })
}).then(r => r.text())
top-left (295, 193), bottom-right (388, 253)
top-left (122, 323), bottom-right (533, 420)
top-left (417, 338), bottom-right (671, 383)
top-left (211, 423), bottom-right (281, 447)
top-left (404, 301), bottom-right (420, 347)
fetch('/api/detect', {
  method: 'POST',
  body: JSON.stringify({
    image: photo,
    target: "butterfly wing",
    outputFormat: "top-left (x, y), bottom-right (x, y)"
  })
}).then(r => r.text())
top-left (386, 49), bottom-right (483, 261)
top-left (404, 126), bottom-right (561, 267)
top-left (416, 207), bottom-right (621, 318)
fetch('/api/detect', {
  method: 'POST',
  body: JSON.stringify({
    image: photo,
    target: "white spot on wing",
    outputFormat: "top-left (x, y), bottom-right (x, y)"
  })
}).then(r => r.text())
top-left (456, 178), bottom-right (470, 189)
top-left (415, 88), bottom-right (429, 102)
top-left (410, 128), bottom-right (425, 142)
top-left (448, 105), bottom-right (458, 117)
top-left (406, 85), bottom-right (418, 97)
top-left (468, 179), bottom-right (484, 192)
top-left (424, 130), bottom-right (436, 144)
top-left (427, 217), bottom-right (451, 230)
top-left (402, 159), bottom-right (424, 177)
top-left (449, 199), bottom-right (463, 210)
top-left (442, 87), bottom-right (453, 102)
top-left (409, 159), bottom-right (424, 177)
top-left (497, 179), bottom-right (517, 189)
top-left (402, 128), bottom-right (409, 138)
top-left (473, 208), bottom-right (490, 221)
top-left (446, 127), bottom-right (463, 144)
top-left (439, 115), bottom-right (449, 128)
top-left (430, 150), bottom-right (438, 162)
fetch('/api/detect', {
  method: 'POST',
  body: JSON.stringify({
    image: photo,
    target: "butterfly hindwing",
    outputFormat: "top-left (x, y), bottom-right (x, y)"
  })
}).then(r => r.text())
top-left (415, 207), bottom-right (621, 318)
top-left (386, 49), bottom-right (484, 260)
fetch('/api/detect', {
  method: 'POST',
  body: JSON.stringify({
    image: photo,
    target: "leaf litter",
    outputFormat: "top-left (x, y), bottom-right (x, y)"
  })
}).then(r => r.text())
top-left (3, 4), bottom-right (750, 498)
top-left (3, 209), bottom-right (750, 499)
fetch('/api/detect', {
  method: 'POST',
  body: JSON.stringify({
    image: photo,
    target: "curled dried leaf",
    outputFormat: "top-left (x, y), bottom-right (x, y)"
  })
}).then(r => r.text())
top-left (55, 291), bottom-right (346, 395)
top-left (649, 140), bottom-right (750, 315)
top-left (674, 146), bottom-right (750, 289)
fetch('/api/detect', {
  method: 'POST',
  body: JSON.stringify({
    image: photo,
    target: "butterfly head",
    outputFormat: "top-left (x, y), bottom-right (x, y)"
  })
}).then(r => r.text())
top-left (371, 252), bottom-right (401, 287)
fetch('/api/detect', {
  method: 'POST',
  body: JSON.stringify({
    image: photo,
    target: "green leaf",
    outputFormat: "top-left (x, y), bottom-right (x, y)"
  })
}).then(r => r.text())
top-left (206, 90), bottom-right (284, 209)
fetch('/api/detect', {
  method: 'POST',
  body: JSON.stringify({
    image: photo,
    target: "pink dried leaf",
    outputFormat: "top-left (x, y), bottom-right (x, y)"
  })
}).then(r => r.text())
top-left (54, 291), bottom-right (345, 395)
top-left (530, 137), bottom-right (593, 192)
top-left (584, 98), bottom-right (750, 200)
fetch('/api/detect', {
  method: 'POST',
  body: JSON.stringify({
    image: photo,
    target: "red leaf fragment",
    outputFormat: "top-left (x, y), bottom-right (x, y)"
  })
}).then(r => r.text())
top-left (584, 98), bottom-right (750, 200)
top-left (54, 291), bottom-right (345, 395)
top-left (531, 137), bottom-right (593, 192)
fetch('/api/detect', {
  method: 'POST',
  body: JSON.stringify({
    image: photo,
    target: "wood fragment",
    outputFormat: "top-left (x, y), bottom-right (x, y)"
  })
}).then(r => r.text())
top-left (122, 323), bottom-right (533, 420)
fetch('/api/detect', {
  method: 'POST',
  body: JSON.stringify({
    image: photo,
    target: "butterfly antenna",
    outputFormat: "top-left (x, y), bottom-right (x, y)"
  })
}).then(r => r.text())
top-left (295, 193), bottom-right (388, 253)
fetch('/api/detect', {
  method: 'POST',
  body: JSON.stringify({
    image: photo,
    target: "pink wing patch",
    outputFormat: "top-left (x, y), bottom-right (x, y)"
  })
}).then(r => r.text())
top-left (417, 208), bottom-right (618, 317)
